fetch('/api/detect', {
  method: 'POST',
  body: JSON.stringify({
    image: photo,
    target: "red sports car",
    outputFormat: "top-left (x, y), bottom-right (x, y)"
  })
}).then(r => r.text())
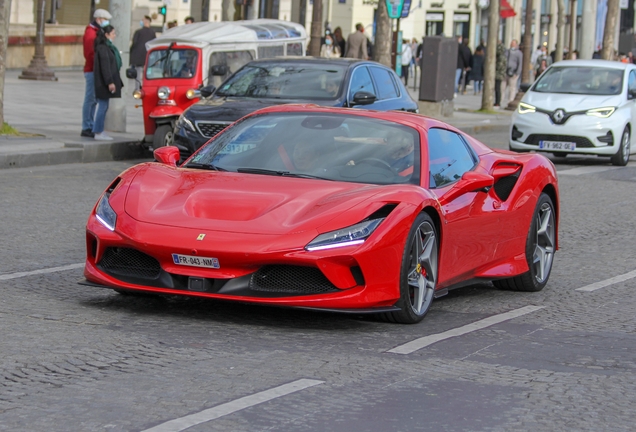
top-left (83, 105), bottom-right (559, 324)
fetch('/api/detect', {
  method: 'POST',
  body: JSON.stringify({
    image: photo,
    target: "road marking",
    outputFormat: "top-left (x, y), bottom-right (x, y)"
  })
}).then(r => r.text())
top-left (575, 269), bottom-right (636, 292)
top-left (387, 305), bottom-right (544, 355)
top-left (0, 263), bottom-right (84, 281)
top-left (558, 166), bottom-right (617, 176)
top-left (141, 379), bottom-right (325, 432)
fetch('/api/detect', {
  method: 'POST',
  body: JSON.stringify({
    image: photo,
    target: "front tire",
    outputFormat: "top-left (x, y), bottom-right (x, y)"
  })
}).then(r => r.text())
top-left (494, 193), bottom-right (556, 292)
top-left (611, 127), bottom-right (630, 166)
top-left (153, 124), bottom-right (174, 149)
top-left (382, 213), bottom-right (438, 324)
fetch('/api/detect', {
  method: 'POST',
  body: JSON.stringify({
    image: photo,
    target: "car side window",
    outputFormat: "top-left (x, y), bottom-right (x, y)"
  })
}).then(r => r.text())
top-left (349, 66), bottom-right (377, 100)
top-left (369, 66), bottom-right (399, 100)
top-left (427, 128), bottom-right (477, 188)
top-left (628, 71), bottom-right (636, 98)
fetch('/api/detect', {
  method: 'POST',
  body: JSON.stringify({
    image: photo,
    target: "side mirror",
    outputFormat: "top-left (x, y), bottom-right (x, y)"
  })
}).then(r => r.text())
top-left (351, 91), bottom-right (377, 106)
top-left (519, 83), bottom-right (531, 93)
top-left (210, 64), bottom-right (229, 76)
top-left (437, 171), bottom-right (494, 206)
top-left (126, 66), bottom-right (137, 80)
top-left (200, 85), bottom-right (216, 98)
top-left (629, 88), bottom-right (636, 99)
top-left (154, 146), bottom-right (180, 167)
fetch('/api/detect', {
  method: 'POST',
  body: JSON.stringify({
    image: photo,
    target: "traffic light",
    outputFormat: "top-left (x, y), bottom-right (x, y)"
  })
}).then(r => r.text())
top-left (158, 6), bottom-right (167, 15)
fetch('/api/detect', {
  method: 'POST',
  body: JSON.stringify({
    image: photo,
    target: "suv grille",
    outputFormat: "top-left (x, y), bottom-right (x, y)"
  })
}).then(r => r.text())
top-left (99, 247), bottom-right (161, 279)
top-left (196, 121), bottom-right (231, 138)
top-left (249, 265), bottom-right (339, 295)
top-left (524, 134), bottom-right (595, 148)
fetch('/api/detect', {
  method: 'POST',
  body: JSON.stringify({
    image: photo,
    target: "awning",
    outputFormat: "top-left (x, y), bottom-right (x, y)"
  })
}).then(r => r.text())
top-left (500, 0), bottom-right (517, 18)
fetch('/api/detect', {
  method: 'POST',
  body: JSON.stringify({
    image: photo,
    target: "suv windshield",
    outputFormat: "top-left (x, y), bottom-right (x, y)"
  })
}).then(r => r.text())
top-left (146, 49), bottom-right (199, 79)
top-left (215, 63), bottom-right (347, 99)
top-left (533, 66), bottom-right (624, 95)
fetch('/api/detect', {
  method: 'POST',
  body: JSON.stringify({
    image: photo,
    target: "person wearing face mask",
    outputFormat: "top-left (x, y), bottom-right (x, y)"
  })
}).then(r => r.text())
top-left (130, 15), bottom-right (156, 89)
top-left (320, 34), bottom-right (341, 58)
top-left (92, 25), bottom-right (123, 141)
top-left (81, 9), bottom-right (112, 138)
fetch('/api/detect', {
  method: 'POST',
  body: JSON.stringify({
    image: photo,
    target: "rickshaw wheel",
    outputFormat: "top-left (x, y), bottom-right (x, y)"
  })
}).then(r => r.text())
top-left (153, 125), bottom-right (174, 148)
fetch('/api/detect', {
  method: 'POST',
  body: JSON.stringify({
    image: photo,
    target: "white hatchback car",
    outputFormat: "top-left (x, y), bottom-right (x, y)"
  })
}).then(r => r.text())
top-left (510, 60), bottom-right (636, 166)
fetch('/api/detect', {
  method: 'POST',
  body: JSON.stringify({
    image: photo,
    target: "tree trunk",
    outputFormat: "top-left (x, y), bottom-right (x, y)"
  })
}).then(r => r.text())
top-left (521, 0), bottom-right (533, 84)
top-left (308, 0), bottom-right (323, 56)
top-left (481, 0), bottom-right (499, 111)
top-left (555, 0), bottom-right (565, 62)
top-left (374, 0), bottom-right (392, 66)
top-left (0, 0), bottom-right (11, 127)
top-left (568, 0), bottom-right (577, 58)
top-left (601, 0), bottom-right (620, 59)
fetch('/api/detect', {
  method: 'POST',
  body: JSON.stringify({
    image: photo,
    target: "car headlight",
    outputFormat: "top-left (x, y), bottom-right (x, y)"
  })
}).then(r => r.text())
top-left (586, 107), bottom-right (615, 118)
top-left (305, 219), bottom-right (384, 251)
top-left (186, 88), bottom-right (201, 100)
top-left (157, 86), bottom-right (171, 100)
top-left (518, 102), bottom-right (536, 114)
top-left (177, 113), bottom-right (196, 132)
top-left (95, 192), bottom-right (117, 231)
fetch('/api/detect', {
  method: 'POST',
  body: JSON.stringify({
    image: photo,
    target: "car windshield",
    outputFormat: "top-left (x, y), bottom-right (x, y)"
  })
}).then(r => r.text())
top-left (215, 63), bottom-right (347, 99)
top-left (146, 49), bottom-right (199, 79)
top-left (186, 113), bottom-right (420, 186)
top-left (533, 66), bottom-right (624, 95)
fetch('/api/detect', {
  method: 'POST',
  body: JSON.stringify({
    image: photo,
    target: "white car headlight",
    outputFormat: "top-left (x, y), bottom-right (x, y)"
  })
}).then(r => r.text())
top-left (157, 86), bottom-right (171, 100)
top-left (95, 193), bottom-right (117, 231)
top-left (518, 102), bottom-right (536, 114)
top-left (305, 219), bottom-right (384, 251)
top-left (177, 113), bottom-right (196, 132)
top-left (586, 107), bottom-right (615, 118)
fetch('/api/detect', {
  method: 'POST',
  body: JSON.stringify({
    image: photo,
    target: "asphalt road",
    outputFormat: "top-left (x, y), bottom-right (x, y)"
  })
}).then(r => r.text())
top-left (1, 130), bottom-right (636, 431)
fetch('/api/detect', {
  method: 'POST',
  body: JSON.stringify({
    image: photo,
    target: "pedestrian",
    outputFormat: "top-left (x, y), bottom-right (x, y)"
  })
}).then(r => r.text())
top-left (185, 16), bottom-right (194, 24)
top-left (401, 39), bottom-right (413, 86)
top-left (460, 37), bottom-right (472, 93)
top-left (92, 25), bottom-right (123, 141)
top-left (81, 8), bottom-right (112, 138)
top-left (535, 45), bottom-right (552, 76)
top-left (501, 39), bottom-right (523, 107)
top-left (469, 46), bottom-right (484, 95)
top-left (333, 27), bottom-right (346, 57)
top-left (129, 15), bottom-right (155, 89)
top-left (345, 23), bottom-right (368, 59)
top-left (320, 33), bottom-right (341, 58)
top-left (494, 40), bottom-right (507, 108)
top-left (477, 39), bottom-right (487, 57)
top-left (455, 36), bottom-right (471, 95)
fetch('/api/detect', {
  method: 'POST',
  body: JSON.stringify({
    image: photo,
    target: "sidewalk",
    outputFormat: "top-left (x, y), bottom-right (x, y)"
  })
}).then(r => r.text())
top-left (0, 69), bottom-right (511, 170)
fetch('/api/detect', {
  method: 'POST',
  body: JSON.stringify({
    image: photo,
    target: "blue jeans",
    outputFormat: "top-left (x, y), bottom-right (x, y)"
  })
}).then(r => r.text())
top-left (93, 98), bottom-right (109, 134)
top-left (474, 80), bottom-right (483, 94)
top-left (82, 72), bottom-right (96, 131)
top-left (455, 68), bottom-right (462, 93)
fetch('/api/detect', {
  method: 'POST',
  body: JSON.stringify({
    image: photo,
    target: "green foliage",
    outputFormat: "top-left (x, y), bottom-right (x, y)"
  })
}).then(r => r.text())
top-left (0, 122), bottom-right (19, 135)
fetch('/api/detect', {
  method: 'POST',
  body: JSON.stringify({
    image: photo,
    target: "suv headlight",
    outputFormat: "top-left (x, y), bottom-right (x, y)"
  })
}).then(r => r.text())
top-left (518, 102), bottom-right (536, 114)
top-left (177, 113), bottom-right (196, 132)
top-left (586, 107), bottom-right (615, 118)
top-left (95, 192), bottom-right (117, 231)
top-left (305, 219), bottom-right (384, 251)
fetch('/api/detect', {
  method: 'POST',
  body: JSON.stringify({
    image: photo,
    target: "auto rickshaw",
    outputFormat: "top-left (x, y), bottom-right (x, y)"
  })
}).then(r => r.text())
top-left (129, 19), bottom-right (308, 149)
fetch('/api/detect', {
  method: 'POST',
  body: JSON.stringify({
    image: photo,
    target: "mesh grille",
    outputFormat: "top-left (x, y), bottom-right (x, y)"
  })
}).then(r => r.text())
top-left (524, 134), bottom-right (595, 148)
top-left (99, 247), bottom-right (161, 279)
top-left (250, 265), bottom-right (339, 295)
top-left (493, 174), bottom-right (519, 201)
top-left (196, 122), bottom-right (230, 138)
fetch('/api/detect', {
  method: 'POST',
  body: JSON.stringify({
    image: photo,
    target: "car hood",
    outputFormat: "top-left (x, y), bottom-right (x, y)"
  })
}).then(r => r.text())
top-left (185, 96), bottom-right (341, 122)
top-left (524, 91), bottom-right (621, 112)
top-left (124, 164), bottom-right (383, 235)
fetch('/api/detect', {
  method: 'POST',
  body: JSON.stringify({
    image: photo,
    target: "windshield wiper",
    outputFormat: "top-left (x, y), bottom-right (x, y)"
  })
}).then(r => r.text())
top-left (184, 162), bottom-right (227, 171)
top-left (237, 168), bottom-right (330, 180)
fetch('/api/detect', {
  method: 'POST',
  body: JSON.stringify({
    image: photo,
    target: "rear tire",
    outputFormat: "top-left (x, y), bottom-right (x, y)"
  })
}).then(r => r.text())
top-left (153, 124), bottom-right (174, 149)
top-left (493, 193), bottom-right (556, 292)
top-left (611, 127), bottom-right (630, 166)
top-left (380, 213), bottom-right (438, 324)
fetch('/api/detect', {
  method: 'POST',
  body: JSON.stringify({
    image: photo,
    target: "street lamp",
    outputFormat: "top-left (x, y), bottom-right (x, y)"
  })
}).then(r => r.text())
top-left (19, 0), bottom-right (57, 81)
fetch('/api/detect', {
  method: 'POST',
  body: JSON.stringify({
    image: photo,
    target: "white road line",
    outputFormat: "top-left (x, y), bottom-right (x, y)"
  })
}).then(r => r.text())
top-left (387, 305), bottom-right (544, 355)
top-left (0, 263), bottom-right (84, 281)
top-left (558, 166), bottom-right (617, 176)
top-left (141, 379), bottom-right (325, 432)
top-left (575, 269), bottom-right (636, 292)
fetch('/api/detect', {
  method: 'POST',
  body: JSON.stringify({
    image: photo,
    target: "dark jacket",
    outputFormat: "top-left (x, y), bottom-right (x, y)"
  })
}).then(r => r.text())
top-left (457, 43), bottom-right (471, 69)
top-left (130, 27), bottom-right (156, 67)
top-left (469, 53), bottom-right (484, 81)
top-left (94, 43), bottom-right (123, 100)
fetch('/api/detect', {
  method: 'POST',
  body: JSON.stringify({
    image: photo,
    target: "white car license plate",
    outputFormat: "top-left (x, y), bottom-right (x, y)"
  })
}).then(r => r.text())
top-left (539, 140), bottom-right (576, 151)
top-left (172, 254), bottom-right (220, 269)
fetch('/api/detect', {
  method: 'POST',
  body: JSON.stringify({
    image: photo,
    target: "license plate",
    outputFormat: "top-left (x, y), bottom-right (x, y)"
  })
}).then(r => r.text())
top-left (172, 254), bottom-right (220, 269)
top-left (539, 140), bottom-right (576, 151)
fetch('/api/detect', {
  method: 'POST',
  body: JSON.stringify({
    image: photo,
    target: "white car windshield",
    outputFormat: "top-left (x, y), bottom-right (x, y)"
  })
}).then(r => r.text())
top-left (533, 66), bottom-right (624, 95)
top-left (186, 113), bottom-right (420, 186)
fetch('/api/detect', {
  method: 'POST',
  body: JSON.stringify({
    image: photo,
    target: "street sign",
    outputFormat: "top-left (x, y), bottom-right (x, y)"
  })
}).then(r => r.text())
top-left (386, 0), bottom-right (405, 19)
top-left (401, 0), bottom-right (412, 18)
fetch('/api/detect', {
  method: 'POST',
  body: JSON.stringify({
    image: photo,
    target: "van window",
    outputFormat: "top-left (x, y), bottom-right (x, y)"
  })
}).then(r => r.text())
top-left (258, 45), bottom-right (285, 58)
top-left (146, 49), bottom-right (199, 79)
top-left (209, 51), bottom-right (254, 88)
top-left (286, 43), bottom-right (303, 56)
